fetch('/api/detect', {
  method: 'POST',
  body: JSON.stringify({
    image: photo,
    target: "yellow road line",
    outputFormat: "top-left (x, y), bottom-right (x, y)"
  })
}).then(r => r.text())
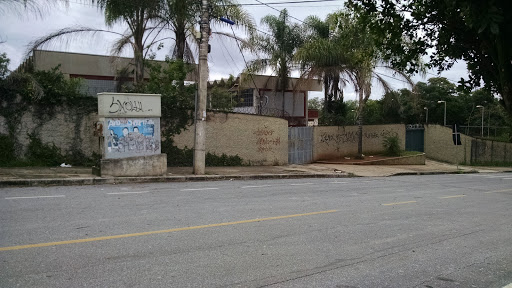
top-left (440, 195), bottom-right (466, 199)
top-left (484, 189), bottom-right (512, 194)
top-left (382, 200), bottom-right (417, 206)
top-left (0, 209), bottom-right (337, 252)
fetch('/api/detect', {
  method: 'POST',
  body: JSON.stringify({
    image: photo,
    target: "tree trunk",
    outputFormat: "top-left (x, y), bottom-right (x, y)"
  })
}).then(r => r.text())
top-left (356, 88), bottom-right (364, 159)
top-left (357, 113), bottom-right (363, 159)
top-left (175, 26), bottom-right (186, 61)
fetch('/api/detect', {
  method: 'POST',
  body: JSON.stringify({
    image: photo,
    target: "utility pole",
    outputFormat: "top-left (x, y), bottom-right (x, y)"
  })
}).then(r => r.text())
top-left (193, 0), bottom-right (209, 175)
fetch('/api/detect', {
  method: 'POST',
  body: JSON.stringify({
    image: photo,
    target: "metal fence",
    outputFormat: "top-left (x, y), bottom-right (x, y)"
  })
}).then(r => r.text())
top-left (288, 127), bottom-right (313, 164)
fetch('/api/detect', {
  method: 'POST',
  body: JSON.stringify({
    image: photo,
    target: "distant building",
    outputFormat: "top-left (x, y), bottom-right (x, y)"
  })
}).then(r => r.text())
top-left (18, 50), bottom-right (197, 96)
top-left (308, 109), bottom-right (319, 126)
top-left (208, 73), bottom-right (322, 127)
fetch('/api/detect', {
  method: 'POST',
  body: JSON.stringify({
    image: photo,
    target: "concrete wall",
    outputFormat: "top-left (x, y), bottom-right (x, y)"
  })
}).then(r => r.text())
top-left (172, 112), bottom-right (288, 165)
top-left (313, 124), bottom-right (406, 160)
top-left (471, 138), bottom-right (512, 164)
top-left (425, 125), bottom-right (473, 164)
top-left (6, 107), bottom-right (100, 158)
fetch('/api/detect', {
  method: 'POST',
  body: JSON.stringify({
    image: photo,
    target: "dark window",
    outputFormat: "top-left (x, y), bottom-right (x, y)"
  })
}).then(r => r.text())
top-left (237, 89), bottom-right (254, 107)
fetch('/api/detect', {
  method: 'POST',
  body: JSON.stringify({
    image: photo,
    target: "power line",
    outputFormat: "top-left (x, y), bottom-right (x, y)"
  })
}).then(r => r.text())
top-left (252, 0), bottom-right (305, 23)
top-left (232, 0), bottom-right (340, 5)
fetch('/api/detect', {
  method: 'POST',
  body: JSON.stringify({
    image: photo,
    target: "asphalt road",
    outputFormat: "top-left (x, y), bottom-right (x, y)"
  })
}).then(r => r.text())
top-left (1, 173), bottom-right (512, 287)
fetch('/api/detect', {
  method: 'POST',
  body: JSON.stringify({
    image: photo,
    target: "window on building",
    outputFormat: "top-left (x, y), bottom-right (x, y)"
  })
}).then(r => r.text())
top-left (237, 89), bottom-right (254, 107)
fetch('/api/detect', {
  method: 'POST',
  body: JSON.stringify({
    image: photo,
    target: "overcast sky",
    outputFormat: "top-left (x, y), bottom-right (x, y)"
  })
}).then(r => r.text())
top-left (0, 0), bottom-right (469, 101)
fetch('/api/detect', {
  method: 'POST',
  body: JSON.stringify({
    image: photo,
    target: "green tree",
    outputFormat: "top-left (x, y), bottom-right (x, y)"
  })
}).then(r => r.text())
top-left (246, 9), bottom-right (303, 114)
top-left (307, 98), bottom-right (323, 110)
top-left (0, 52), bottom-right (9, 79)
top-left (332, 11), bottom-right (412, 157)
top-left (162, 0), bottom-right (254, 63)
top-left (347, 0), bottom-right (512, 116)
top-left (295, 13), bottom-right (352, 116)
top-left (29, 0), bottom-right (164, 85)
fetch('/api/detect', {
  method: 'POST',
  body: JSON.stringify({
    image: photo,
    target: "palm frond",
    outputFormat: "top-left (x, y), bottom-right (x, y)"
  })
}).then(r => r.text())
top-left (25, 26), bottom-right (124, 59)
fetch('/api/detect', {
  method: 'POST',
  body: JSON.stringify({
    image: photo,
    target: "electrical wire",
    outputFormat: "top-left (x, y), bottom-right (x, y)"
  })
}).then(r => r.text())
top-left (252, 0), bottom-right (305, 23)
top-left (229, 25), bottom-right (263, 106)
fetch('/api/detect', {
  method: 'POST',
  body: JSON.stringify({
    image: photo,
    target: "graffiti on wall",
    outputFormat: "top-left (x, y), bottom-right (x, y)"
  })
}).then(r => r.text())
top-left (254, 125), bottom-right (281, 152)
top-left (320, 130), bottom-right (398, 146)
top-left (109, 97), bottom-right (146, 114)
top-left (104, 118), bottom-right (160, 158)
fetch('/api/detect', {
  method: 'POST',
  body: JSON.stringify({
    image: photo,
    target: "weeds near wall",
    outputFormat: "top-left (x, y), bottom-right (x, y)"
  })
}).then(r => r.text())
top-left (0, 134), bottom-right (15, 164)
top-left (382, 135), bottom-right (402, 156)
top-left (162, 139), bottom-right (245, 167)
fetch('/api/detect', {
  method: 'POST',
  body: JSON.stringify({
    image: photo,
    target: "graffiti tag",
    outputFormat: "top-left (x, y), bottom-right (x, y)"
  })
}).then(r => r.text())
top-left (109, 97), bottom-right (145, 114)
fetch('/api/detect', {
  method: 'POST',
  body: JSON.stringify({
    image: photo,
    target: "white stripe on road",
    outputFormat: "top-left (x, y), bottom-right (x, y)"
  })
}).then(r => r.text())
top-left (241, 185), bottom-right (272, 189)
top-left (329, 181), bottom-right (347, 184)
top-left (290, 183), bottom-right (314, 186)
top-left (107, 191), bottom-right (150, 195)
top-left (484, 189), bottom-right (512, 194)
top-left (181, 188), bottom-right (219, 191)
top-left (5, 195), bottom-right (65, 200)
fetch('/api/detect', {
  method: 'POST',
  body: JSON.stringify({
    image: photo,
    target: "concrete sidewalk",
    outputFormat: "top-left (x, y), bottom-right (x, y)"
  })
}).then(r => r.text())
top-left (0, 160), bottom-right (510, 187)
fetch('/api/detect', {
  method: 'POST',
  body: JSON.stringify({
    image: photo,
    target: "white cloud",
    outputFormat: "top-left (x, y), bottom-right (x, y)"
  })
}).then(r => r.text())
top-left (0, 0), bottom-right (469, 98)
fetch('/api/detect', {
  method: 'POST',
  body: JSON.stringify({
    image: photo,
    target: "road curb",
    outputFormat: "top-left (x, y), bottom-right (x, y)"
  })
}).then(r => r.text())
top-left (390, 170), bottom-right (480, 176)
top-left (0, 173), bottom-right (352, 187)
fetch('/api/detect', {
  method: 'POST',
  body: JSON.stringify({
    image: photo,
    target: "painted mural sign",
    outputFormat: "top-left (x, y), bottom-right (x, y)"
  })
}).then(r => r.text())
top-left (103, 118), bottom-right (161, 159)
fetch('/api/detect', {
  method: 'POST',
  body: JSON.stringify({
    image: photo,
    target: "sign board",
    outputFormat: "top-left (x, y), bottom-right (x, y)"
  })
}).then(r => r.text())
top-left (452, 124), bottom-right (462, 145)
top-left (103, 118), bottom-right (161, 159)
top-left (98, 93), bottom-right (161, 117)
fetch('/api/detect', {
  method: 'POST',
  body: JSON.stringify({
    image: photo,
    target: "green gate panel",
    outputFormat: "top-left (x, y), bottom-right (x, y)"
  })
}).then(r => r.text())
top-left (405, 129), bottom-right (424, 152)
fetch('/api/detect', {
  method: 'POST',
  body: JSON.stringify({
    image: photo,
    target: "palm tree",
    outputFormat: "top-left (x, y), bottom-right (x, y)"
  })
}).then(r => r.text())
top-left (92, 0), bottom-right (164, 85)
top-left (0, 0), bottom-right (65, 18)
top-left (246, 9), bottom-right (303, 115)
top-left (161, 0), bottom-right (255, 63)
top-left (27, 0), bottom-right (165, 85)
top-left (295, 13), bottom-right (353, 116)
top-left (335, 12), bottom-right (413, 158)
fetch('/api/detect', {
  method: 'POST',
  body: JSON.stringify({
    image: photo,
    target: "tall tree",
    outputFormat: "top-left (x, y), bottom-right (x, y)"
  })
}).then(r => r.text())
top-left (332, 10), bottom-right (412, 158)
top-left (28, 0), bottom-right (164, 85)
top-left (246, 9), bottom-right (303, 114)
top-left (93, 0), bottom-right (163, 84)
top-left (162, 0), bottom-right (255, 63)
top-left (295, 13), bottom-right (353, 116)
top-left (347, 0), bottom-right (512, 116)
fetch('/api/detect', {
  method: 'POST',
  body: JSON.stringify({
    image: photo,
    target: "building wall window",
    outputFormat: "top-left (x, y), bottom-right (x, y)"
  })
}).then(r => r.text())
top-left (237, 88), bottom-right (254, 107)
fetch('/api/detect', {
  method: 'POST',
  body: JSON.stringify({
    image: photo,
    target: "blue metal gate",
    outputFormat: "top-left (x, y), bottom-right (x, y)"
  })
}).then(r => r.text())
top-left (405, 124), bottom-right (425, 152)
top-left (288, 127), bottom-right (313, 164)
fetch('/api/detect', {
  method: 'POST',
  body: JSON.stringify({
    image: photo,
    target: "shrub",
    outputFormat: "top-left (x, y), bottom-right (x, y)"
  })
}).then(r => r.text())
top-left (382, 135), bottom-right (401, 156)
top-left (26, 134), bottom-right (65, 166)
top-left (0, 134), bottom-right (16, 165)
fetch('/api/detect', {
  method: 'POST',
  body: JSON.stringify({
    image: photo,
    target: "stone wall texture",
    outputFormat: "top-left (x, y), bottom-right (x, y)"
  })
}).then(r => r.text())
top-left (313, 124), bottom-right (406, 161)
top-left (4, 107), bottom-right (100, 159)
top-left (425, 125), bottom-right (473, 164)
top-left (424, 125), bottom-right (512, 165)
top-left (172, 112), bottom-right (289, 165)
top-left (470, 138), bottom-right (512, 164)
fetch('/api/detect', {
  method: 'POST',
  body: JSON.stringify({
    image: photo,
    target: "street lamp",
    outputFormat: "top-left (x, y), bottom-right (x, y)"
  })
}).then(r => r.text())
top-left (424, 107), bottom-right (428, 124)
top-left (476, 105), bottom-right (484, 137)
top-left (351, 109), bottom-right (356, 124)
top-left (437, 100), bottom-right (446, 126)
